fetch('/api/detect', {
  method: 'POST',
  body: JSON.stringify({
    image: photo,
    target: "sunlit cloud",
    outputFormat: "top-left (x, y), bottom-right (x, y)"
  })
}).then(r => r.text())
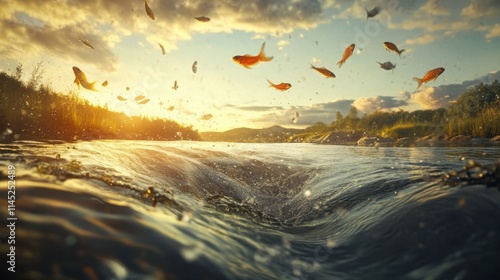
top-left (277, 40), bottom-right (289, 51)
top-left (486, 24), bottom-right (500, 39)
top-left (0, 0), bottom-right (332, 73)
top-left (410, 71), bottom-right (500, 109)
top-left (461, 0), bottom-right (500, 19)
top-left (352, 96), bottom-right (408, 113)
top-left (404, 34), bottom-right (438, 45)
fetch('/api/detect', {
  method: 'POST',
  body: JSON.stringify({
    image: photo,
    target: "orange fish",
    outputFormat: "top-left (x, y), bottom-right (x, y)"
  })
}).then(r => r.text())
top-left (135, 95), bottom-right (146, 101)
top-left (102, 80), bottom-right (108, 87)
top-left (233, 42), bottom-right (273, 69)
top-left (145, 0), bottom-right (154, 20)
top-left (117, 95), bottom-right (127, 101)
top-left (310, 64), bottom-right (336, 78)
top-left (337, 43), bottom-right (355, 68)
top-left (383, 42), bottom-right (405, 57)
top-left (194, 16), bottom-right (210, 22)
top-left (413, 67), bottom-right (445, 89)
top-left (267, 80), bottom-right (291, 91)
top-left (72, 66), bottom-right (97, 91)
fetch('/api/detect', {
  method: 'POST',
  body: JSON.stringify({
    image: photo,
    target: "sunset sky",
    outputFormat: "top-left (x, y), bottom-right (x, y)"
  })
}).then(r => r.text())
top-left (1, 0), bottom-right (499, 132)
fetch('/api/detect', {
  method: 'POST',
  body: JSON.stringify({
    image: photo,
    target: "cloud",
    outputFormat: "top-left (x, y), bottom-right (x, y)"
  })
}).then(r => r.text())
top-left (486, 24), bottom-right (500, 39)
top-left (352, 96), bottom-right (408, 113)
top-left (0, 0), bottom-right (332, 72)
top-left (461, 0), bottom-right (500, 19)
top-left (384, 0), bottom-right (498, 43)
top-left (227, 99), bottom-right (355, 128)
top-left (277, 40), bottom-right (289, 51)
top-left (404, 34), bottom-right (438, 45)
top-left (410, 71), bottom-right (500, 109)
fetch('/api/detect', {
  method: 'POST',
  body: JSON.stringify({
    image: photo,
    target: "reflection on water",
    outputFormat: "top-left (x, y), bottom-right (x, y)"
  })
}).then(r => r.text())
top-left (0, 140), bottom-right (499, 279)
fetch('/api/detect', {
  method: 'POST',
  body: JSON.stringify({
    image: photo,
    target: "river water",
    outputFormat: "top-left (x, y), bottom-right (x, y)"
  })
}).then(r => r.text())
top-left (0, 140), bottom-right (499, 279)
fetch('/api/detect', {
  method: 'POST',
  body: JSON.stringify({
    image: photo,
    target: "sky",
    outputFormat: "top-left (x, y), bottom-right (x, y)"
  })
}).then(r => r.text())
top-left (1, 0), bottom-right (499, 132)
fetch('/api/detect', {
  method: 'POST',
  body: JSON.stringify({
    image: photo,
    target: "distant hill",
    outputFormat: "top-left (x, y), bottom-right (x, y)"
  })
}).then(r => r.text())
top-left (200, 125), bottom-right (304, 143)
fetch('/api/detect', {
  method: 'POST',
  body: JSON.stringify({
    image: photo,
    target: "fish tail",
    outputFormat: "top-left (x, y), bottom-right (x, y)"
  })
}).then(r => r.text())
top-left (258, 42), bottom-right (273, 62)
top-left (89, 81), bottom-right (98, 91)
top-left (336, 60), bottom-right (344, 68)
top-left (398, 49), bottom-right (406, 57)
top-left (266, 79), bottom-right (274, 87)
top-left (413, 77), bottom-right (423, 89)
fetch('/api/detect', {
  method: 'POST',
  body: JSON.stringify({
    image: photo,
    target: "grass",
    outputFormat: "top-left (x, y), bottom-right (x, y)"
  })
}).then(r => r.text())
top-left (0, 71), bottom-right (200, 141)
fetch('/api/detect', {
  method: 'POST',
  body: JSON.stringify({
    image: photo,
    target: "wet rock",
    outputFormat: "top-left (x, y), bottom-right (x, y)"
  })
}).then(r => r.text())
top-left (448, 135), bottom-right (471, 142)
top-left (357, 136), bottom-right (394, 146)
top-left (394, 137), bottom-right (416, 147)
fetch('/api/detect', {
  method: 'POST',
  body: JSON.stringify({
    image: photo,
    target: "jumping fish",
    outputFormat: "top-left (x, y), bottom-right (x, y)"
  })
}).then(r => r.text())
top-left (413, 67), bottom-right (445, 89)
top-left (200, 114), bottom-right (213, 120)
top-left (383, 42), bottom-right (405, 57)
top-left (377, 61), bottom-right (396, 71)
top-left (232, 42), bottom-right (273, 69)
top-left (192, 61), bottom-right (198, 73)
top-left (134, 95), bottom-right (146, 101)
top-left (159, 43), bottom-right (165, 55)
top-left (267, 80), bottom-right (292, 91)
top-left (366, 7), bottom-right (380, 19)
top-left (310, 64), bottom-right (336, 78)
top-left (337, 43), bottom-right (355, 68)
top-left (79, 38), bottom-right (94, 50)
top-left (117, 95), bottom-right (127, 101)
top-left (145, 0), bottom-right (155, 20)
top-left (194, 16), bottom-right (210, 22)
top-left (172, 80), bottom-right (178, 90)
top-left (102, 80), bottom-right (108, 87)
top-left (72, 66), bottom-right (97, 91)
top-left (137, 98), bottom-right (150, 105)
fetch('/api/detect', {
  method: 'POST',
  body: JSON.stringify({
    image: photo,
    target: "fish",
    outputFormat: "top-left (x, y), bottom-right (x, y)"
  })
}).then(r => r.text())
top-left (267, 79), bottom-right (292, 91)
top-left (126, 86), bottom-right (130, 91)
top-left (134, 95), bottom-right (146, 101)
top-left (117, 96), bottom-right (127, 101)
top-left (366, 7), bottom-right (380, 19)
top-left (159, 43), bottom-right (165, 55)
top-left (413, 67), bottom-right (445, 89)
top-left (145, 0), bottom-right (155, 20)
top-left (72, 66), bottom-right (97, 91)
top-left (377, 61), bottom-right (396, 71)
top-left (383, 42), bottom-right (405, 57)
top-left (102, 80), bottom-right (108, 87)
top-left (201, 114), bottom-right (213, 120)
top-left (232, 42), bottom-right (273, 69)
top-left (137, 98), bottom-right (150, 105)
top-left (310, 64), bottom-right (336, 78)
top-left (192, 61), bottom-right (198, 73)
top-left (79, 38), bottom-right (94, 50)
top-left (337, 43), bottom-right (355, 68)
top-left (194, 16), bottom-right (210, 22)
top-left (167, 105), bottom-right (175, 111)
top-left (172, 80), bottom-right (178, 90)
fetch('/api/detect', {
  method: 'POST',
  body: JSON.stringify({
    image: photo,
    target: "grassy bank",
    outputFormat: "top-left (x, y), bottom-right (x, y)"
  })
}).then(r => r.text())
top-left (0, 71), bottom-right (200, 141)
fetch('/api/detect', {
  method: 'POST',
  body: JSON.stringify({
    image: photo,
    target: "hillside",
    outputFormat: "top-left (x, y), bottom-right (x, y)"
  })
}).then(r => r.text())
top-left (0, 71), bottom-right (200, 142)
top-left (200, 125), bottom-right (303, 143)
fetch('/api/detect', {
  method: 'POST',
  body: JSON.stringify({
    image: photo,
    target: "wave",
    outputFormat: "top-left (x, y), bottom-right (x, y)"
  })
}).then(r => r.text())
top-left (0, 140), bottom-right (499, 279)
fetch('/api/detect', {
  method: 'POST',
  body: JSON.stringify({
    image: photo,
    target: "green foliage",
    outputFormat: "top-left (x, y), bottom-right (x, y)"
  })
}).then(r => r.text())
top-left (310, 80), bottom-right (499, 139)
top-left (0, 71), bottom-right (200, 141)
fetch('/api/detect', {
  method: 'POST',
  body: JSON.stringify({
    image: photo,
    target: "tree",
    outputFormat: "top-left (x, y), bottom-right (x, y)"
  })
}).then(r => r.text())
top-left (14, 63), bottom-right (23, 81)
top-left (27, 61), bottom-right (45, 89)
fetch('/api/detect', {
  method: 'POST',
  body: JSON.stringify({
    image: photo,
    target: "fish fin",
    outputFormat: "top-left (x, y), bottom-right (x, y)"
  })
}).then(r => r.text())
top-left (413, 77), bottom-right (423, 89)
top-left (336, 60), bottom-right (344, 68)
top-left (258, 42), bottom-right (273, 62)
top-left (266, 79), bottom-right (274, 87)
top-left (88, 81), bottom-right (98, 91)
top-left (73, 78), bottom-right (81, 89)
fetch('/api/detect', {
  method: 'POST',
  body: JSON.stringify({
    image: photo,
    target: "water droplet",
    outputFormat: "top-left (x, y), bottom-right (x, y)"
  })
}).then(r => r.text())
top-left (304, 190), bottom-right (312, 197)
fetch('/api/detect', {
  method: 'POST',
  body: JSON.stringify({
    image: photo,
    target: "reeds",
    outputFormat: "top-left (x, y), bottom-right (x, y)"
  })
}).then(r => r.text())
top-left (0, 71), bottom-right (200, 141)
